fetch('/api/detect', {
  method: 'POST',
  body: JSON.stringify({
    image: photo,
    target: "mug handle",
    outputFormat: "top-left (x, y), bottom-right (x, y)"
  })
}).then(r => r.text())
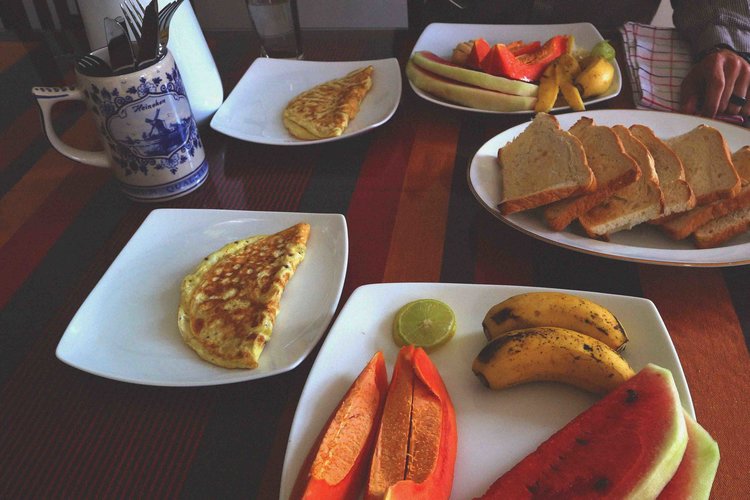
top-left (32, 86), bottom-right (109, 168)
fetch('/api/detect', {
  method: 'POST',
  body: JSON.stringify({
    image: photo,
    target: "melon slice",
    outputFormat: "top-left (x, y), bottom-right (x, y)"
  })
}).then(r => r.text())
top-left (477, 364), bottom-right (688, 499)
top-left (658, 411), bottom-right (720, 500)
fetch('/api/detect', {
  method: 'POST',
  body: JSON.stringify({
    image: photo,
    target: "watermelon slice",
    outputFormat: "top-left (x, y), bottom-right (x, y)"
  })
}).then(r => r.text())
top-left (658, 411), bottom-right (720, 500)
top-left (476, 364), bottom-right (688, 499)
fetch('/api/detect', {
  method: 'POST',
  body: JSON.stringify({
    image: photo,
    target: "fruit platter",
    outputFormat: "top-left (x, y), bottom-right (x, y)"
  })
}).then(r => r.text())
top-left (408, 23), bottom-right (622, 114)
top-left (281, 283), bottom-right (719, 499)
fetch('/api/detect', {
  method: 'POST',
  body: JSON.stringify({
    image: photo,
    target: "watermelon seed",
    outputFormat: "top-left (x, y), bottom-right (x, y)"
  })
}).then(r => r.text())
top-left (594, 477), bottom-right (611, 492)
top-left (625, 389), bottom-right (639, 404)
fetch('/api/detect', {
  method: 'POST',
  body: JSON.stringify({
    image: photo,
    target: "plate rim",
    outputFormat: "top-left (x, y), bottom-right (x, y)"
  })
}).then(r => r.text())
top-left (467, 109), bottom-right (750, 267)
top-left (55, 208), bottom-right (349, 387)
top-left (409, 21), bottom-right (623, 115)
top-left (210, 57), bottom-right (402, 146)
top-left (279, 281), bottom-right (693, 499)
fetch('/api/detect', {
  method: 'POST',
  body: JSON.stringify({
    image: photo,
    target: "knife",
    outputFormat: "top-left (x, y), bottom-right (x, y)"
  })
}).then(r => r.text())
top-left (138, 0), bottom-right (161, 68)
top-left (105, 16), bottom-right (135, 74)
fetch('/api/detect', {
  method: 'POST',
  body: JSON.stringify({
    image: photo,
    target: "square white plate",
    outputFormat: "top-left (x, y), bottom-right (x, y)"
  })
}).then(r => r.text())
top-left (210, 58), bottom-right (401, 145)
top-left (56, 209), bottom-right (348, 386)
top-left (469, 109), bottom-right (750, 266)
top-left (280, 282), bottom-right (692, 499)
top-left (410, 22), bottom-right (622, 114)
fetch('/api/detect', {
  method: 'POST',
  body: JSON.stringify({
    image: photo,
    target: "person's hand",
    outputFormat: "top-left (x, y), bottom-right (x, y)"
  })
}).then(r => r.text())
top-left (680, 48), bottom-right (750, 118)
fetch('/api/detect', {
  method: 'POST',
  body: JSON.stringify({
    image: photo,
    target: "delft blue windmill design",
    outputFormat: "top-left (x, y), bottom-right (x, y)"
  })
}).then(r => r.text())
top-left (129, 108), bottom-right (189, 157)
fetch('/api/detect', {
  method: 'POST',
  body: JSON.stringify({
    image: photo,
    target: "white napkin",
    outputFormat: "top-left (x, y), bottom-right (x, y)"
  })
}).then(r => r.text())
top-left (619, 21), bottom-right (744, 124)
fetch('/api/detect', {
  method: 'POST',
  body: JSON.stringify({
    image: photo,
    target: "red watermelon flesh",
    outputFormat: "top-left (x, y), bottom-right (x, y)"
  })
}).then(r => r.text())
top-left (476, 364), bottom-right (688, 499)
top-left (658, 411), bottom-right (720, 500)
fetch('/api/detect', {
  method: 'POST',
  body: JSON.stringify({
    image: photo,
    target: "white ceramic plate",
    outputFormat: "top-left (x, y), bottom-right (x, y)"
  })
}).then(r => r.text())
top-left (56, 209), bottom-right (348, 386)
top-left (210, 58), bottom-right (401, 145)
top-left (469, 109), bottom-right (750, 266)
top-left (409, 22), bottom-right (622, 114)
top-left (280, 282), bottom-right (692, 500)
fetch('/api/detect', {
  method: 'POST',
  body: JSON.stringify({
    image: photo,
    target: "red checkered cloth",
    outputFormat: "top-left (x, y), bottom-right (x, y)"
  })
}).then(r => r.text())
top-left (619, 21), bottom-right (744, 124)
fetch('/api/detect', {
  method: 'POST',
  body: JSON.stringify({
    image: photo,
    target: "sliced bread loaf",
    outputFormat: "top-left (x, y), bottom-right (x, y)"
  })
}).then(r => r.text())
top-left (630, 124), bottom-right (695, 218)
top-left (543, 117), bottom-right (641, 231)
top-left (579, 126), bottom-right (664, 237)
top-left (664, 125), bottom-right (741, 205)
top-left (693, 205), bottom-right (750, 248)
top-left (659, 146), bottom-right (750, 240)
top-left (498, 113), bottom-right (595, 215)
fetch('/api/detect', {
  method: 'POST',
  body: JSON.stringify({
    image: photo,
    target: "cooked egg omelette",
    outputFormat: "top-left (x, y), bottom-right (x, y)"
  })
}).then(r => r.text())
top-left (178, 223), bottom-right (310, 369)
top-left (283, 65), bottom-right (374, 140)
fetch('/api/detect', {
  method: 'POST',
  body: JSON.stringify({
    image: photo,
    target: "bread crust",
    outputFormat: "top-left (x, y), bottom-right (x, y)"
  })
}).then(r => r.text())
top-left (543, 118), bottom-right (640, 231)
top-left (630, 124), bottom-right (695, 218)
top-left (498, 113), bottom-right (594, 216)
top-left (693, 205), bottom-right (750, 248)
top-left (578, 126), bottom-right (664, 237)
top-left (665, 125), bottom-right (741, 205)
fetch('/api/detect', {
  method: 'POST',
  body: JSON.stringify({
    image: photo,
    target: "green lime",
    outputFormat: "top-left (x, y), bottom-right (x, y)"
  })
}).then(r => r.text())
top-left (392, 299), bottom-right (456, 350)
top-left (590, 40), bottom-right (616, 60)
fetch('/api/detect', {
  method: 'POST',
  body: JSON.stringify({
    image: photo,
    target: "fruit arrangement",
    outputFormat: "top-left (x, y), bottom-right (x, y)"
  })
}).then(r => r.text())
top-left (406, 36), bottom-right (617, 113)
top-left (291, 291), bottom-right (719, 499)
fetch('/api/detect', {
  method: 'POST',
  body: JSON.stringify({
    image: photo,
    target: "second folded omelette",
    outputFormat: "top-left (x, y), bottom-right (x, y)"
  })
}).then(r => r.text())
top-left (178, 223), bottom-right (310, 369)
top-left (283, 65), bottom-right (374, 140)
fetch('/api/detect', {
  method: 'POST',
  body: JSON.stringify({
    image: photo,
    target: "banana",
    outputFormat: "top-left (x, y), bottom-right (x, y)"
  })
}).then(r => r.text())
top-left (472, 327), bottom-right (635, 394)
top-left (482, 291), bottom-right (628, 351)
top-left (534, 63), bottom-right (559, 113)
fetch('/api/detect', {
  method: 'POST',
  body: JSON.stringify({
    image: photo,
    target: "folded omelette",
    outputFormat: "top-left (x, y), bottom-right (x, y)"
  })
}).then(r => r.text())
top-left (283, 65), bottom-right (374, 140)
top-left (178, 223), bottom-right (310, 369)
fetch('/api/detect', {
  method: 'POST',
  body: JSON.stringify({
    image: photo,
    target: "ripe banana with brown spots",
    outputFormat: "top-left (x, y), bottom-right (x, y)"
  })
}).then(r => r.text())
top-left (482, 292), bottom-right (628, 351)
top-left (472, 327), bottom-right (635, 394)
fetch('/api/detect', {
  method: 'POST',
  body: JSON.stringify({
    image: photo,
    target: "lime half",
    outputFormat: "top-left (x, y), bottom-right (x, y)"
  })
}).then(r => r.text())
top-left (393, 299), bottom-right (456, 350)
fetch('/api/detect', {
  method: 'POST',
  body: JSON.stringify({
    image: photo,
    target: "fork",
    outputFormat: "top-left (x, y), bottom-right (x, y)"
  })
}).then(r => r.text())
top-left (120, 1), bottom-right (143, 47)
top-left (158, 0), bottom-right (184, 46)
top-left (76, 54), bottom-right (111, 76)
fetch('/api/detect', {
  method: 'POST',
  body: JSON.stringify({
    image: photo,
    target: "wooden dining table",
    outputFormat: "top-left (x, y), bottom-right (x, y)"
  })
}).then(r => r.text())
top-left (1, 25), bottom-right (749, 499)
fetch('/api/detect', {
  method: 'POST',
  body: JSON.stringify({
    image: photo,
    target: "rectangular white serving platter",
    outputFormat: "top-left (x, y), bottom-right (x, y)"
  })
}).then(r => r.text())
top-left (280, 282), bottom-right (692, 499)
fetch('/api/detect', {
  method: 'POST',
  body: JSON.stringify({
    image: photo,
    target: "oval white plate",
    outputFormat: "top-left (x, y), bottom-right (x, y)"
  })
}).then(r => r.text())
top-left (280, 282), bottom-right (692, 500)
top-left (409, 22), bottom-right (622, 114)
top-left (468, 109), bottom-right (750, 266)
top-left (210, 58), bottom-right (401, 145)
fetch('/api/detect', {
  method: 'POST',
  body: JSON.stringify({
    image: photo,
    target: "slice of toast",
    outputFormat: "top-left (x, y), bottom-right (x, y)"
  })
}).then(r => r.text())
top-left (579, 126), bottom-right (664, 237)
top-left (543, 117), bottom-right (641, 231)
top-left (630, 124), bottom-right (696, 218)
top-left (664, 124), bottom-right (741, 205)
top-left (498, 113), bottom-right (595, 215)
top-left (659, 146), bottom-right (750, 240)
top-left (693, 205), bottom-right (750, 248)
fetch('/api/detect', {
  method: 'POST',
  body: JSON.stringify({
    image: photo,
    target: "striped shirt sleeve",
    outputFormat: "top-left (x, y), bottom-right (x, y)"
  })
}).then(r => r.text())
top-left (671, 0), bottom-right (750, 58)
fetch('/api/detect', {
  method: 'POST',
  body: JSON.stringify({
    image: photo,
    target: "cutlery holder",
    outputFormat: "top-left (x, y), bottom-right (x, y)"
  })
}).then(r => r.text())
top-left (77, 0), bottom-right (223, 126)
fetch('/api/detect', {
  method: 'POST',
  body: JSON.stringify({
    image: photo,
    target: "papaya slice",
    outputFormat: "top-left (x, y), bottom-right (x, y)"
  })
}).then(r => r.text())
top-left (292, 352), bottom-right (388, 500)
top-left (366, 346), bottom-right (457, 500)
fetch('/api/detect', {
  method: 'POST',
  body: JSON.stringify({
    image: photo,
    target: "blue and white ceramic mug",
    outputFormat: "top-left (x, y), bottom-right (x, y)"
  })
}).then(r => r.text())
top-left (32, 48), bottom-right (208, 202)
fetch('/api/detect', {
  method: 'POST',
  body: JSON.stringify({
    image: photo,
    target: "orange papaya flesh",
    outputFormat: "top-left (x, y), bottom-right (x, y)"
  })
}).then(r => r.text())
top-left (367, 346), bottom-right (457, 500)
top-left (367, 346), bottom-right (415, 498)
top-left (292, 351), bottom-right (389, 500)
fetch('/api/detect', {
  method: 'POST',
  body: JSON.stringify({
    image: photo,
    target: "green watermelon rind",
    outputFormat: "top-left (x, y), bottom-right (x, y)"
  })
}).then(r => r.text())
top-left (658, 410), bottom-right (720, 500)
top-left (604, 364), bottom-right (689, 499)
